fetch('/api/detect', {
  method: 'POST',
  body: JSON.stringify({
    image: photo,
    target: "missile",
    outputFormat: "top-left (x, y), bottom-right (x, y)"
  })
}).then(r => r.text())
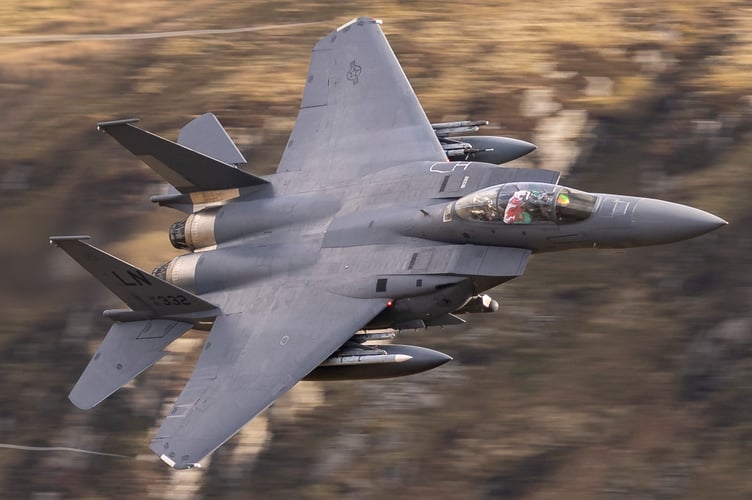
top-left (350, 332), bottom-right (396, 343)
top-left (304, 344), bottom-right (452, 381)
top-left (318, 352), bottom-right (412, 366)
top-left (431, 120), bottom-right (537, 163)
top-left (432, 120), bottom-right (489, 137)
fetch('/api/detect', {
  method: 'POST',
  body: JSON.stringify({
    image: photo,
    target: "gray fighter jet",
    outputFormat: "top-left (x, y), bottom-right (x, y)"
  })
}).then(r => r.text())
top-left (50, 17), bottom-right (726, 469)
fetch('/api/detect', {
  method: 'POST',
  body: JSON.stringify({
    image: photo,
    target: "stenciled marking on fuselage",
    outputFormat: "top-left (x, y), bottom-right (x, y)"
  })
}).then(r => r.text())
top-left (429, 162), bottom-right (472, 174)
top-left (112, 270), bottom-right (153, 287)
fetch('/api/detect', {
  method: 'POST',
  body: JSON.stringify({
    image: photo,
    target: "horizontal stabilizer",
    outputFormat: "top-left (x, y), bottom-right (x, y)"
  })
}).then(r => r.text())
top-left (69, 319), bottom-right (193, 409)
top-left (49, 236), bottom-right (219, 318)
top-left (97, 119), bottom-right (267, 193)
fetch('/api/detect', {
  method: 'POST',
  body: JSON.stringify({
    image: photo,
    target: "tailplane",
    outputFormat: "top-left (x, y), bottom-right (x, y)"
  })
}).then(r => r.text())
top-left (49, 236), bottom-right (219, 320)
top-left (69, 319), bottom-right (193, 409)
top-left (97, 118), bottom-right (268, 194)
top-left (51, 236), bottom-right (220, 409)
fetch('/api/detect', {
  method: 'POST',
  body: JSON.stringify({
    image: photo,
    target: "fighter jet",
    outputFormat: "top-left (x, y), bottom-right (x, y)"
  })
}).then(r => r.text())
top-left (50, 17), bottom-right (726, 469)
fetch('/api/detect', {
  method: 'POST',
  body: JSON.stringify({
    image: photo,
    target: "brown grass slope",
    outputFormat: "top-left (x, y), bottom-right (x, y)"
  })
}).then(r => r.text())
top-left (0, 1), bottom-right (749, 498)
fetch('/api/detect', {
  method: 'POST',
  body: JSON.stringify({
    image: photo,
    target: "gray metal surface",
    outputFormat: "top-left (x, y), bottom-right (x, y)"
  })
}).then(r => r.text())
top-left (69, 319), bottom-right (193, 410)
top-left (150, 288), bottom-right (387, 469)
top-left (276, 17), bottom-right (446, 177)
top-left (49, 236), bottom-right (218, 318)
top-left (305, 344), bottom-right (452, 381)
top-left (52, 17), bottom-right (726, 469)
top-left (177, 112), bottom-right (247, 166)
top-left (97, 120), bottom-right (266, 193)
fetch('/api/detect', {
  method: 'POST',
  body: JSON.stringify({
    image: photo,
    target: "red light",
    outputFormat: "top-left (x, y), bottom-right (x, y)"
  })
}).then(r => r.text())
top-left (386, 300), bottom-right (393, 307)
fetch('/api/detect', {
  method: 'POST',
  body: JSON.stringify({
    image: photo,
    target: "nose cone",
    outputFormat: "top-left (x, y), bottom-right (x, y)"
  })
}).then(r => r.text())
top-left (632, 198), bottom-right (727, 245)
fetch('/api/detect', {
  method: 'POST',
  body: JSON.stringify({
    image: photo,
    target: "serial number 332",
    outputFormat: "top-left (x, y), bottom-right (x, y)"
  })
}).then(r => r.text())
top-left (149, 295), bottom-right (191, 307)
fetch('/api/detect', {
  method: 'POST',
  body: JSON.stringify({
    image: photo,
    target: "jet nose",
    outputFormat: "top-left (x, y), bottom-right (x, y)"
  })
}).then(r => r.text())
top-left (632, 198), bottom-right (727, 245)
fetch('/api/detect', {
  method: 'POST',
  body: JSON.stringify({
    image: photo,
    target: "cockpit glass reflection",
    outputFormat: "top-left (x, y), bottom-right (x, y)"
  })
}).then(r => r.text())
top-left (453, 183), bottom-right (596, 225)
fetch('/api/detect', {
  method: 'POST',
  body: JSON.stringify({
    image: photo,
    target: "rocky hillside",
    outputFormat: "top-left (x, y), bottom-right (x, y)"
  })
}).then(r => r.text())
top-left (0, 1), bottom-right (748, 498)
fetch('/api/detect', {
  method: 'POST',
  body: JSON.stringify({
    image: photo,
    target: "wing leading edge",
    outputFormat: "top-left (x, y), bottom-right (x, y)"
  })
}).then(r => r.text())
top-left (151, 286), bottom-right (388, 469)
top-left (277, 17), bottom-right (447, 178)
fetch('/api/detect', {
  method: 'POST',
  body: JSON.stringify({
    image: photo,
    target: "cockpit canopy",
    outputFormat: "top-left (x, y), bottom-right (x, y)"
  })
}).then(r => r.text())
top-left (453, 182), bottom-right (597, 225)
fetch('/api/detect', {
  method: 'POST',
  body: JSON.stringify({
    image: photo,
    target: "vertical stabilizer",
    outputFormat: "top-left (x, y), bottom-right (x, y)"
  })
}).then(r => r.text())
top-left (177, 113), bottom-right (247, 166)
top-left (97, 119), bottom-right (266, 193)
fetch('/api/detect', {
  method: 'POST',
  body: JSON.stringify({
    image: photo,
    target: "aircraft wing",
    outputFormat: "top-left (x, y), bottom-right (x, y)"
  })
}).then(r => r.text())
top-left (277, 17), bottom-right (447, 178)
top-left (150, 285), bottom-right (388, 469)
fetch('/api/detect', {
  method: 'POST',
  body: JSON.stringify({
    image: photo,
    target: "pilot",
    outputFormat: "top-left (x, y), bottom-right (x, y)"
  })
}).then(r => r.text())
top-left (503, 190), bottom-right (532, 224)
top-left (473, 195), bottom-right (499, 221)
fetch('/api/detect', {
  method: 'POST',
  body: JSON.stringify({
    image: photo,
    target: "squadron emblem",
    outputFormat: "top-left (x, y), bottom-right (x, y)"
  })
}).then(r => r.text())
top-left (346, 60), bottom-right (362, 85)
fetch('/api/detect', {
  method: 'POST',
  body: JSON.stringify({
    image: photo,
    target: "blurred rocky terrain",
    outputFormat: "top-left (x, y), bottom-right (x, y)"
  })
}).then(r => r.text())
top-left (0, 1), bottom-right (749, 498)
